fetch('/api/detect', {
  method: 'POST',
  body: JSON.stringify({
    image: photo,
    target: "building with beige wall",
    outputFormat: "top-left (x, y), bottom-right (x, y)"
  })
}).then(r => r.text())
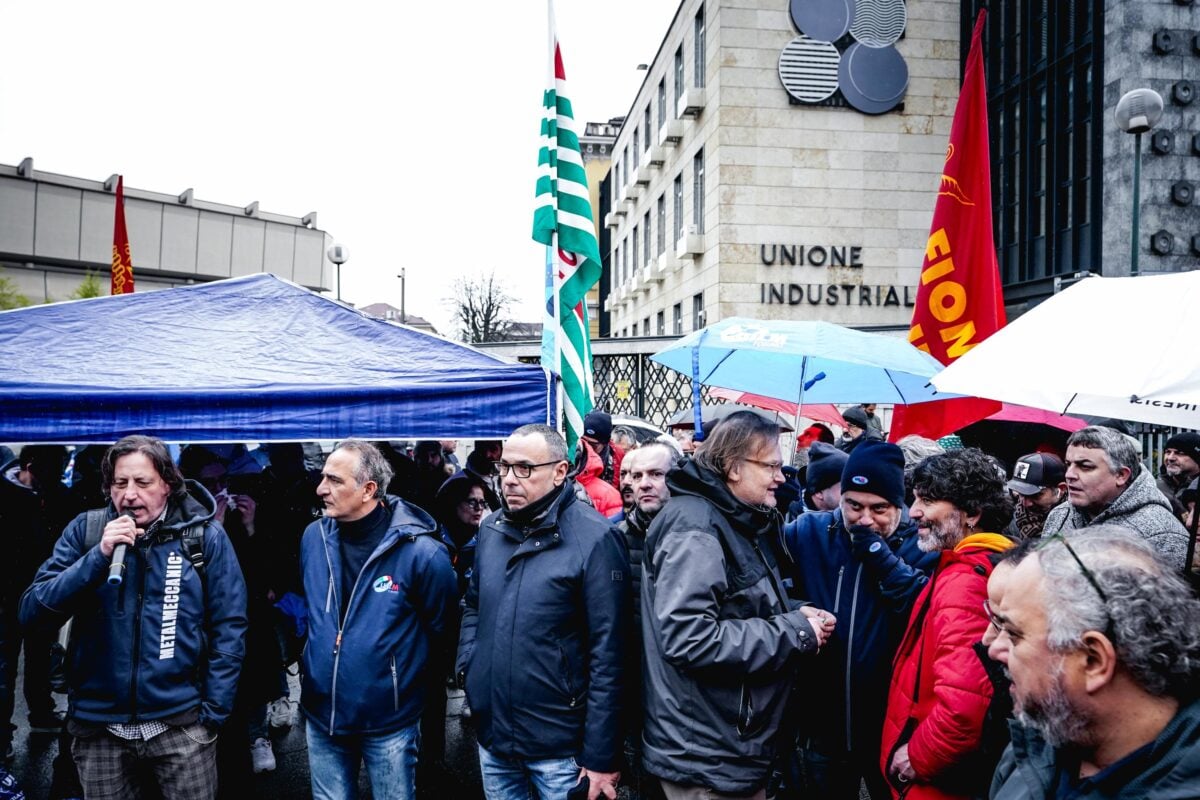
top-left (603, 0), bottom-right (961, 338)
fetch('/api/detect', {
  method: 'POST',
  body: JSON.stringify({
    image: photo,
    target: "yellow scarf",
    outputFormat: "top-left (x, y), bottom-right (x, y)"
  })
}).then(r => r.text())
top-left (954, 532), bottom-right (1013, 554)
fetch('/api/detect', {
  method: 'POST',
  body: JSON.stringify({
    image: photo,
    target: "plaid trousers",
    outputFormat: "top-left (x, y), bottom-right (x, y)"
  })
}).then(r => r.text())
top-left (72, 722), bottom-right (218, 800)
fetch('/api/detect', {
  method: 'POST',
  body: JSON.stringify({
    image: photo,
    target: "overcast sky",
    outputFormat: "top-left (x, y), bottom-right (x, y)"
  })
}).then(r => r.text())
top-left (3, 0), bottom-right (681, 334)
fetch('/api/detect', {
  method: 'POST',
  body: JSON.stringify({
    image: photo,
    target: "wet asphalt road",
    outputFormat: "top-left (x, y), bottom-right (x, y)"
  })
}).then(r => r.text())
top-left (12, 669), bottom-right (482, 800)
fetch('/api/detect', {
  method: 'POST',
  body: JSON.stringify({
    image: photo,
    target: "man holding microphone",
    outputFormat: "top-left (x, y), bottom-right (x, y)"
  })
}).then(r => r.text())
top-left (20, 435), bottom-right (247, 800)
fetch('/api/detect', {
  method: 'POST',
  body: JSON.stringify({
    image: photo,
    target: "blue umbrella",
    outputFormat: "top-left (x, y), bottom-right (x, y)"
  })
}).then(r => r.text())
top-left (651, 318), bottom-right (952, 436)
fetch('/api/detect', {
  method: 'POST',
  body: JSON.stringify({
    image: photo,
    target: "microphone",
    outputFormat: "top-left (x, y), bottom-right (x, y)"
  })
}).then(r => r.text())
top-left (107, 511), bottom-right (136, 586)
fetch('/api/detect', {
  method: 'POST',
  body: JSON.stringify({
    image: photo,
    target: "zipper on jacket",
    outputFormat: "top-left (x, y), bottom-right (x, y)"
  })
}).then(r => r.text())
top-left (738, 682), bottom-right (753, 736)
top-left (390, 655), bottom-right (399, 711)
top-left (129, 548), bottom-right (148, 722)
top-left (832, 565), bottom-right (845, 614)
top-left (845, 563), bottom-right (863, 752)
top-left (321, 518), bottom-right (411, 735)
top-left (558, 645), bottom-right (577, 707)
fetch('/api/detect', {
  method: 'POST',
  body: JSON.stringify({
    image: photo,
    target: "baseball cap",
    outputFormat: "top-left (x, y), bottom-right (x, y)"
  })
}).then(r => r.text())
top-left (1007, 453), bottom-right (1066, 496)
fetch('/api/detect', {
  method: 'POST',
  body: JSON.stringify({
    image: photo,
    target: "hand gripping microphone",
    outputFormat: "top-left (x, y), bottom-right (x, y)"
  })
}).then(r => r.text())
top-left (107, 511), bottom-right (136, 586)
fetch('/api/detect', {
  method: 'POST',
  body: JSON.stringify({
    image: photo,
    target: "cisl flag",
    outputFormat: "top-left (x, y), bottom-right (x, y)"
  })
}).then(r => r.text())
top-left (889, 10), bottom-right (1004, 442)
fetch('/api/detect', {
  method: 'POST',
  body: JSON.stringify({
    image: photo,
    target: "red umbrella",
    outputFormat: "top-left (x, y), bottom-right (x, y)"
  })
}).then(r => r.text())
top-left (707, 387), bottom-right (848, 429)
top-left (985, 403), bottom-right (1086, 431)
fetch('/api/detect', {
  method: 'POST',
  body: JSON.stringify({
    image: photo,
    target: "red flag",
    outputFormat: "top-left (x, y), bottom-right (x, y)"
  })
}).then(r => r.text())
top-left (889, 10), bottom-right (1004, 442)
top-left (111, 175), bottom-right (135, 294)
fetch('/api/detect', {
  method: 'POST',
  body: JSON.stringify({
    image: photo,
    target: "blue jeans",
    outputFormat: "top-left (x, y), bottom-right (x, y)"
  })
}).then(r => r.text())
top-left (306, 719), bottom-right (419, 800)
top-left (478, 745), bottom-right (580, 800)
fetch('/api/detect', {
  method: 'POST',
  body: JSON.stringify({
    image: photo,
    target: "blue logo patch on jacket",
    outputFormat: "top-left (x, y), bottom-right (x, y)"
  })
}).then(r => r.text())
top-left (372, 575), bottom-right (399, 593)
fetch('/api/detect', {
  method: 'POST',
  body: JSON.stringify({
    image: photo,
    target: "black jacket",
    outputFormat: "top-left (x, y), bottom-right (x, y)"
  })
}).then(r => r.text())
top-left (457, 481), bottom-right (630, 772)
top-left (640, 459), bottom-right (819, 794)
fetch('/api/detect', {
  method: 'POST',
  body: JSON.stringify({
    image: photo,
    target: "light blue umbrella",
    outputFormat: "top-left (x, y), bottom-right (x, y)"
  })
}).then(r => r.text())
top-left (651, 318), bottom-right (952, 435)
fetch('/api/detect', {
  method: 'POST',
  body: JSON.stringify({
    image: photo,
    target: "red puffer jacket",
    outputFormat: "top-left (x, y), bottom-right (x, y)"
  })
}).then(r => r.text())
top-left (879, 533), bottom-right (1012, 800)
top-left (578, 443), bottom-right (623, 519)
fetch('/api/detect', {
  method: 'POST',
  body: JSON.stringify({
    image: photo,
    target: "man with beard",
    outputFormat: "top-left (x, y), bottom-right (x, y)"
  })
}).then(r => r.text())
top-left (783, 441), bottom-right (938, 799)
top-left (879, 449), bottom-right (1014, 800)
top-left (1004, 453), bottom-right (1067, 540)
top-left (987, 526), bottom-right (1200, 798)
top-left (1156, 431), bottom-right (1200, 520)
top-left (1044, 426), bottom-right (1189, 569)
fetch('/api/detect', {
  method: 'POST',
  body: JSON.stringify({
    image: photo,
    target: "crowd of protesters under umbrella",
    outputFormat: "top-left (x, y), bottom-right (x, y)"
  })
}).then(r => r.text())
top-left (0, 405), bottom-right (1196, 800)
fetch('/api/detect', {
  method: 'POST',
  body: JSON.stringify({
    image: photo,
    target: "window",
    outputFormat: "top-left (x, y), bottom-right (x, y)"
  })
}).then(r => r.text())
top-left (694, 6), bottom-right (706, 88)
top-left (624, 145), bottom-right (631, 185)
top-left (674, 47), bottom-right (684, 115)
top-left (632, 225), bottom-right (639, 274)
top-left (657, 80), bottom-right (666, 132)
top-left (613, 160), bottom-right (622, 198)
top-left (693, 148), bottom-right (705, 232)
top-left (673, 303), bottom-right (683, 335)
top-left (656, 195), bottom-right (666, 255)
top-left (656, 311), bottom-right (665, 335)
top-left (968, 0), bottom-right (1099, 288)
top-left (615, 243), bottom-right (621, 283)
top-left (643, 106), bottom-right (652, 152)
top-left (692, 292), bottom-right (705, 330)
top-left (632, 130), bottom-right (640, 170)
top-left (643, 317), bottom-right (651, 336)
top-left (673, 174), bottom-right (684, 242)
top-left (623, 237), bottom-right (630, 282)
top-left (643, 212), bottom-right (652, 266)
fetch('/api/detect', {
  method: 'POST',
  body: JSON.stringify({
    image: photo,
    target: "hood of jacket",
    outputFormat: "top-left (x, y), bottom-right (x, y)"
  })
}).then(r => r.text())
top-left (1092, 465), bottom-right (1174, 522)
top-left (667, 457), bottom-right (776, 539)
top-left (2, 464), bottom-right (33, 496)
top-left (157, 479), bottom-right (218, 534)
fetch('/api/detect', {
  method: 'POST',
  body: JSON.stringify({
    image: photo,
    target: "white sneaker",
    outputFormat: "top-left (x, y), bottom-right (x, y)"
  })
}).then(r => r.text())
top-left (250, 738), bottom-right (276, 773)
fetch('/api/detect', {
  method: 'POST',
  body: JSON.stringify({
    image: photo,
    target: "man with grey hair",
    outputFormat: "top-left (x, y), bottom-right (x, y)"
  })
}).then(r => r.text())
top-left (1043, 425), bottom-right (1189, 569)
top-left (458, 423), bottom-right (630, 800)
top-left (300, 439), bottom-right (457, 800)
top-left (987, 525), bottom-right (1200, 798)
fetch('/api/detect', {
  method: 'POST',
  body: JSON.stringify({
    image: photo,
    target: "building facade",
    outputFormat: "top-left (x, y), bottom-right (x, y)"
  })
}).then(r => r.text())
top-left (970, 0), bottom-right (1200, 314)
top-left (604, 0), bottom-right (962, 339)
top-left (601, 0), bottom-right (1198, 339)
top-left (0, 158), bottom-right (335, 303)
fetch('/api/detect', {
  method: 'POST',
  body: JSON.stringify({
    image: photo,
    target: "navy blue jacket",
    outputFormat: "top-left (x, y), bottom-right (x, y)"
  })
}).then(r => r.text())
top-left (457, 481), bottom-right (630, 773)
top-left (783, 508), bottom-right (937, 757)
top-left (19, 482), bottom-right (247, 727)
top-left (301, 496), bottom-right (456, 736)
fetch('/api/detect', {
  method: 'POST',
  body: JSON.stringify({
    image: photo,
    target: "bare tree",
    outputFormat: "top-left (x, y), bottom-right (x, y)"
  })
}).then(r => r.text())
top-left (445, 272), bottom-right (517, 343)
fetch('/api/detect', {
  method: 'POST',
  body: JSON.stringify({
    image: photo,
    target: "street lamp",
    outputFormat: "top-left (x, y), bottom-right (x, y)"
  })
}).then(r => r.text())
top-left (1114, 88), bottom-right (1164, 276)
top-left (396, 268), bottom-right (406, 324)
top-left (327, 244), bottom-right (348, 300)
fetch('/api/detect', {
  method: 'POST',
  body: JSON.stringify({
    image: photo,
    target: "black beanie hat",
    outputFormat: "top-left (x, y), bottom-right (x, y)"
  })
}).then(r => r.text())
top-left (583, 410), bottom-right (613, 444)
top-left (1165, 432), bottom-right (1200, 465)
top-left (841, 439), bottom-right (906, 509)
top-left (806, 442), bottom-right (849, 495)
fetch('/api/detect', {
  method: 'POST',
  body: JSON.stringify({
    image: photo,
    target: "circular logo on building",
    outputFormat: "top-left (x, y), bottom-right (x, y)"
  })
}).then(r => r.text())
top-left (779, 0), bottom-right (909, 115)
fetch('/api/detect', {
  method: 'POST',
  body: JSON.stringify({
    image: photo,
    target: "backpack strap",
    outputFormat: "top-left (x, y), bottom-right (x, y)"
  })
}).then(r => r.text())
top-left (83, 508), bottom-right (109, 551)
top-left (180, 523), bottom-right (206, 590)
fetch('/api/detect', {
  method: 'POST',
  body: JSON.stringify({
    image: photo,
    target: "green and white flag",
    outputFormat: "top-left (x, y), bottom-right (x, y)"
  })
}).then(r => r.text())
top-left (533, 0), bottom-right (602, 451)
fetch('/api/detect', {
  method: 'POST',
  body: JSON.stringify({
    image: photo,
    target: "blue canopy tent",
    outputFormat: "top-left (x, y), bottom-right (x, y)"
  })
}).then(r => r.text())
top-left (0, 274), bottom-right (557, 443)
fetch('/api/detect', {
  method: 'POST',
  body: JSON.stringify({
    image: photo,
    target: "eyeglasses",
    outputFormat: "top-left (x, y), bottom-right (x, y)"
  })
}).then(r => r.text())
top-left (982, 599), bottom-right (1015, 640)
top-left (459, 499), bottom-right (488, 510)
top-left (743, 458), bottom-right (785, 474)
top-left (1037, 532), bottom-right (1116, 641)
top-left (492, 461), bottom-right (562, 479)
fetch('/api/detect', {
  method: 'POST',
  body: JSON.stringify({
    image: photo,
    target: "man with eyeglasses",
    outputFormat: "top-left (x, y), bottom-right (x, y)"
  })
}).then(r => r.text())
top-left (782, 440), bottom-right (938, 800)
top-left (1044, 426), bottom-right (1189, 570)
top-left (457, 424), bottom-right (630, 800)
top-left (987, 525), bottom-right (1200, 799)
top-left (641, 411), bottom-right (836, 800)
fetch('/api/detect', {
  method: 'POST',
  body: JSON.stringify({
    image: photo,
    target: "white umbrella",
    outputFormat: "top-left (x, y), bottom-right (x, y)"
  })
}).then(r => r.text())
top-left (930, 271), bottom-right (1200, 428)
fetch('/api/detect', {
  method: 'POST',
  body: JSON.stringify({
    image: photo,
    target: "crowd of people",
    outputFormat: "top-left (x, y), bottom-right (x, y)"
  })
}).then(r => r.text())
top-left (0, 405), bottom-right (1196, 800)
